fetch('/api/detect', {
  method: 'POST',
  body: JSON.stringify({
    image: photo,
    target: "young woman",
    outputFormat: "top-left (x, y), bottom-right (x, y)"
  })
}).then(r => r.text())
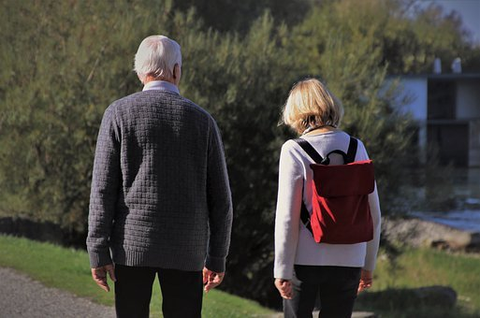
top-left (274, 78), bottom-right (381, 318)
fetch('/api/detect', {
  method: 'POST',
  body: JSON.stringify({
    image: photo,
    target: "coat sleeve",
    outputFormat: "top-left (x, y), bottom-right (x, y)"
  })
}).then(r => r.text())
top-left (274, 141), bottom-right (304, 280)
top-left (205, 118), bottom-right (233, 273)
top-left (355, 140), bottom-right (381, 271)
top-left (86, 105), bottom-right (121, 268)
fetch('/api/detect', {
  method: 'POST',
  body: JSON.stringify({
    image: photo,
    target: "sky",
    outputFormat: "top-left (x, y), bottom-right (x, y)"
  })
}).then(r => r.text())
top-left (422, 0), bottom-right (480, 44)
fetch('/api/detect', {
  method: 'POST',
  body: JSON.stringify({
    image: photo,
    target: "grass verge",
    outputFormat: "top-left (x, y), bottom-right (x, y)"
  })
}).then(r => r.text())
top-left (0, 234), bottom-right (274, 318)
top-left (355, 246), bottom-right (480, 318)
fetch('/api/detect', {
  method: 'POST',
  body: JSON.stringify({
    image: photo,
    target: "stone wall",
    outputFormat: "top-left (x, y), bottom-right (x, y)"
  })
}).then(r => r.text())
top-left (382, 216), bottom-right (480, 251)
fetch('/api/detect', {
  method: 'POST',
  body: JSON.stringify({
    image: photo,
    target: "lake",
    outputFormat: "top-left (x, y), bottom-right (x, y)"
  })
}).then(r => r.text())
top-left (412, 168), bottom-right (480, 233)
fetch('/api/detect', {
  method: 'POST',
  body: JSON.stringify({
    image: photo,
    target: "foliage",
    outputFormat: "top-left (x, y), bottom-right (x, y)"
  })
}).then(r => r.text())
top-left (172, 0), bottom-right (311, 33)
top-left (179, 14), bottom-right (305, 306)
top-left (383, 1), bottom-right (474, 74)
top-left (0, 234), bottom-right (274, 317)
top-left (0, 0), bottom-right (190, 231)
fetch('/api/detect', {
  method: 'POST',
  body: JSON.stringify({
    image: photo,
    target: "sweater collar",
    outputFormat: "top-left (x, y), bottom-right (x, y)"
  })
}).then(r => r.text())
top-left (142, 80), bottom-right (180, 95)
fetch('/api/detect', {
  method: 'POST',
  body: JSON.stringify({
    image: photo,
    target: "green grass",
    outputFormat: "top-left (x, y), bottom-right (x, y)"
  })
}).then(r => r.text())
top-left (354, 247), bottom-right (480, 318)
top-left (0, 235), bottom-right (274, 318)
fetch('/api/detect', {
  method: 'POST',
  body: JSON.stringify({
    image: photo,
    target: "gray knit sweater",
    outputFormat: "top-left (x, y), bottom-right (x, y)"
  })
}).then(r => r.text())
top-left (86, 89), bottom-right (233, 273)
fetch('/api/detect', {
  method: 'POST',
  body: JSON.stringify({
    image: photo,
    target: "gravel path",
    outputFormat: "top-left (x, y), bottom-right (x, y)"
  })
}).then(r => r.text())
top-left (0, 267), bottom-right (377, 318)
top-left (0, 267), bottom-right (115, 318)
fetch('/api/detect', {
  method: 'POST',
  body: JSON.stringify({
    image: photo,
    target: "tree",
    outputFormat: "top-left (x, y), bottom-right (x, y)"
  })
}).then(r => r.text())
top-left (0, 0), bottom-right (179, 231)
top-left (178, 14), bottom-right (306, 306)
top-left (384, 1), bottom-right (475, 74)
top-left (171, 0), bottom-right (311, 33)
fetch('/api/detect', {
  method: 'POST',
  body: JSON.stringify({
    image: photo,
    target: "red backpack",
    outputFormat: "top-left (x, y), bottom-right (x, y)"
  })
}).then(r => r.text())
top-left (294, 137), bottom-right (375, 244)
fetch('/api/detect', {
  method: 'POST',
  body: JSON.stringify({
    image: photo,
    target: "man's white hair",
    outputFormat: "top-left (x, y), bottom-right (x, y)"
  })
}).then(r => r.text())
top-left (134, 35), bottom-right (182, 83)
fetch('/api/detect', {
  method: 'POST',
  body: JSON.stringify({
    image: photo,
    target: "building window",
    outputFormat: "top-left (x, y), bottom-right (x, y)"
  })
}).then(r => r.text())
top-left (428, 80), bottom-right (456, 120)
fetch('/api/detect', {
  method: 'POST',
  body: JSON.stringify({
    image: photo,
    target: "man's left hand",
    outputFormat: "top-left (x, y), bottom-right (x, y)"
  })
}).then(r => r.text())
top-left (202, 267), bottom-right (225, 293)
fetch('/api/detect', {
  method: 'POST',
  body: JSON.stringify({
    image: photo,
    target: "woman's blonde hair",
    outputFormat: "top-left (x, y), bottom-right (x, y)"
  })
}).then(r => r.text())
top-left (282, 78), bottom-right (344, 134)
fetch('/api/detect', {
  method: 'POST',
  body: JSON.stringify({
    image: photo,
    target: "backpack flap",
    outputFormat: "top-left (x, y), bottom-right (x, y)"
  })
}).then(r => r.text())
top-left (293, 136), bottom-right (375, 244)
top-left (308, 160), bottom-right (375, 244)
top-left (310, 160), bottom-right (374, 197)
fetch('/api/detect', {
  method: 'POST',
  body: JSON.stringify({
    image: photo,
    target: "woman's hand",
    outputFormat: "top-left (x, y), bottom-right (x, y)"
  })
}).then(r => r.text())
top-left (357, 269), bottom-right (373, 294)
top-left (275, 278), bottom-right (293, 299)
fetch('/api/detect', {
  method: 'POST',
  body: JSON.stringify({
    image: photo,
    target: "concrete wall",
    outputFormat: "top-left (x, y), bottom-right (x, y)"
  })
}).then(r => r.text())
top-left (455, 80), bottom-right (480, 167)
top-left (398, 78), bottom-right (428, 162)
top-left (469, 120), bottom-right (480, 167)
top-left (456, 80), bottom-right (480, 119)
top-left (398, 78), bottom-right (428, 121)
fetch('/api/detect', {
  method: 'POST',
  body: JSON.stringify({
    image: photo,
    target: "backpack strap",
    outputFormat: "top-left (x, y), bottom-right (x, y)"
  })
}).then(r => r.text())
top-left (300, 201), bottom-right (313, 235)
top-left (292, 138), bottom-right (319, 235)
top-left (345, 137), bottom-right (358, 164)
top-left (294, 136), bottom-right (358, 164)
top-left (293, 138), bottom-right (325, 164)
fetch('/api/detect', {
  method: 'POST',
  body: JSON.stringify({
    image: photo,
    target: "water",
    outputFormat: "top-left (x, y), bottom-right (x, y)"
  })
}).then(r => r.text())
top-left (412, 210), bottom-right (480, 233)
top-left (411, 168), bottom-right (480, 233)
top-left (450, 169), bottom-right (480, 201)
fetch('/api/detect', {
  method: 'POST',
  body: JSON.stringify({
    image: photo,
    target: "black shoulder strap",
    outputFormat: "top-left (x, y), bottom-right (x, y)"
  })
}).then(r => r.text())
top-left (301, 201), bottom-right (313, 235)
top-left (293, 138), bottom-right (324, 164)
top-left (294, 136), bottom-right (358, 164)
top-left (291, 139), bottom-right (317, 234)
top-left (345, 137), bottom-right (358, 164)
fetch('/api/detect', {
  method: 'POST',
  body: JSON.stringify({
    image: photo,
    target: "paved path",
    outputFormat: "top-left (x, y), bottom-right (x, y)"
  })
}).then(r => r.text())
top-left (0, 267), bottom-right (115, 318)
top-left (0, 267), bottom-right (376, 318)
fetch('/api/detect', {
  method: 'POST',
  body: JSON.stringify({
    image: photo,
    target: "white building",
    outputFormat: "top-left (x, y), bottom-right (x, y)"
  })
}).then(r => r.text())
top-left (397, 73), bottom-right (480, 167)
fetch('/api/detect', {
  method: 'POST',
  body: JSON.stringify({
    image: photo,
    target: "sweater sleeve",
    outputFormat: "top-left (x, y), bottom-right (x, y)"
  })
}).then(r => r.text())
top-left (355, 140), bottom-right (382, 271)
top-left (205, 118), bottom-right (233, 273)
top-left (86, 106), bottom-right (121, 268)
top-left (274, 141), bottom-right (304, 280)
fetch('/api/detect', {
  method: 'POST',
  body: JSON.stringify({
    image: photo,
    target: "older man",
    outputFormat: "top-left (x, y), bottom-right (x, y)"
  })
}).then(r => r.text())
top-left (87, 35), bottom-right (233, 318)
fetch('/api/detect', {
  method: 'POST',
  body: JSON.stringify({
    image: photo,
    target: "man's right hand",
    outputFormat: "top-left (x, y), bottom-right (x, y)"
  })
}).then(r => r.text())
top-left (91, 264), bottom-right (116, 292)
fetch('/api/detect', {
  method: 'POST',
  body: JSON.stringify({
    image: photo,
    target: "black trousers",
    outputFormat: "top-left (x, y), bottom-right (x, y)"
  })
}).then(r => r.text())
top-left (283, 265), bottom-right (361, 318)
top-left (114, 264), bottom-right (203, 318)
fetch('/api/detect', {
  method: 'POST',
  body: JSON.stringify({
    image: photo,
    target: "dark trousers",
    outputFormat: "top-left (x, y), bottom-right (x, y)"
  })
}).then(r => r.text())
top-left (284, 265), bottom-right (361, 318)
top-left (114, 264), bottom-right (203, 318)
